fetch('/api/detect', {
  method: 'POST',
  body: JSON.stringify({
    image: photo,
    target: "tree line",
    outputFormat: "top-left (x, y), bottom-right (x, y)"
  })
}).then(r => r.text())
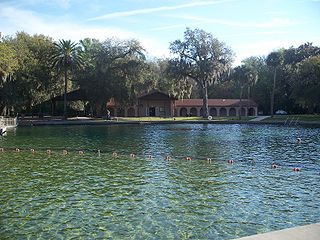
top-left (0, 29), bottom-right (319, 118)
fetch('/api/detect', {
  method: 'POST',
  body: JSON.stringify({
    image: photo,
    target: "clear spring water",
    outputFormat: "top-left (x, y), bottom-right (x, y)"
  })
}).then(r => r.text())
top-left (0, 124), bottom-right (319, 239)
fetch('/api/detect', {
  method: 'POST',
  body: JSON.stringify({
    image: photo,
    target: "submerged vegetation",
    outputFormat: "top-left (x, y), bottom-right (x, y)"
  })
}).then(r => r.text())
top-left (0, 30), bottom-right (319, 117)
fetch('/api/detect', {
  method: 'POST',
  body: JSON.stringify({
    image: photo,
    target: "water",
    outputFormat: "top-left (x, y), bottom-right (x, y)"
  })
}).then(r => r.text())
top-left (0, 124), bottom-right (319, 239)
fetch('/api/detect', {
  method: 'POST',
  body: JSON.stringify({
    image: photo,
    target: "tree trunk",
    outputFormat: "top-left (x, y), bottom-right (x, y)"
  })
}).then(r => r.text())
top-left (239, 86), bottom-right (243, 120)
top-left (63, 69), bottom-right (67, 119)
top-left (202, 80), bottom-right (209, 118)
top-left (270, 67), bottom-right (277, 117)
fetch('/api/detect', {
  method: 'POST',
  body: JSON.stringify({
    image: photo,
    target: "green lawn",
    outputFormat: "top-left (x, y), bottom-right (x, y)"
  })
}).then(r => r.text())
top-left (113, 116), bottom-right (256, 122)
top-left (263, 114), bottom-right (320, 122)
top-left (111, 115), bottom-right (320, 122)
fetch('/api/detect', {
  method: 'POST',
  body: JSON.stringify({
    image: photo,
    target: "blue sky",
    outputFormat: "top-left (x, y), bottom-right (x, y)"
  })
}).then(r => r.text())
top-left (1, 0), bottom-right (320, 65)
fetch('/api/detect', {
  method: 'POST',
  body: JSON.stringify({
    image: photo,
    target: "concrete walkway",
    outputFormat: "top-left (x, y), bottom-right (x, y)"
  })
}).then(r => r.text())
top-left (249, 116), bottom-right (270, 122)
top-left (235, 223), bottom-right (320, 240)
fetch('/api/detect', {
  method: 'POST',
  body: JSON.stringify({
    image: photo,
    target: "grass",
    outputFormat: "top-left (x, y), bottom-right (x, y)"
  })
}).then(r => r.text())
top-left (113, 116), bottom-right (256, 122)
top-left (262, 114), bottom-right (320, 122)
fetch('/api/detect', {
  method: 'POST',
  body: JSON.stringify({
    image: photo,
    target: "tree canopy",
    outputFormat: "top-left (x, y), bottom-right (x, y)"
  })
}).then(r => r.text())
top-left (0, 30), bottom-right (319, 117)
top-left (169, 28), bottom-right (234, 117)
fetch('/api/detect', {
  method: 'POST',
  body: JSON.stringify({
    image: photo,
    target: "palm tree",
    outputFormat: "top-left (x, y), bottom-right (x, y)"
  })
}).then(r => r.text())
top-left (242, 57), bottom-right (260, 98)
top-left (52, 39), bottom-right (83, 118)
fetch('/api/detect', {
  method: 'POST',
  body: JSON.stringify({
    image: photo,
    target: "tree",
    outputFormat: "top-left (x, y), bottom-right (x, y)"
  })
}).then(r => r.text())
top-left (1, 32), bottom-right (56, 116)
top-left (76, 38), bottom-right (146, 116)
top-left (0, 42), bottom-right (18, 115)
top-left (266, 51), bottom-right (283, 117)
top-left (169, 28), bottom-right (233, 117)
top-left (52, 39), bottom-right (83, 118)
top-left (241, 57), bottom-right (260, 98)
top-left (232, 66), bottom-right (249, 119)
top-left (0, 43), bottom-right (18, 83)
top-left (291, 56), bottom-right (320, 113)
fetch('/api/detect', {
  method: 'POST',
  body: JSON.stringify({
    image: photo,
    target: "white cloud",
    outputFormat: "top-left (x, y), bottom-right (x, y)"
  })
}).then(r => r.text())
top-left (89, 0), bottom-right (231, 20)
top-left (0, 3), bottom-right (169, 58)
top-left (233, 38), bottom-right (320, 66)
top-left (169, 15), bottom-right (296, 29)
top-left (0, 4), bottom-right (134, 41)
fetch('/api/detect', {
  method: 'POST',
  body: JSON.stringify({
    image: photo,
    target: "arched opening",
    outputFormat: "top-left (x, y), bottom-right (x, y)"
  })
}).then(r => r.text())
top-left (190, 108), bottom-right (197, 116)
top-left (209, 107), bottom-right (217, 116)
top-left (241, 108), bottom-right (246, 116)
top-left (180, 108), bottom-right (187, 117)
top-left (248, 108), bottom-right (256, 116)
top-left (229, 108), bottom-right (236, 116)
top-left (127, 107), bottom-right (135, 117)
top-left (220, 108), bottom-right (227, 116)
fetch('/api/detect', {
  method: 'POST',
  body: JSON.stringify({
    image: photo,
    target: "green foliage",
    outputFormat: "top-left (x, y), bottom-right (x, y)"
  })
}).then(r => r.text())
top-left (1, 29), bottom-right (319, 117)
top-left (291, 56), bottom-right (320, 112)
top-left (76, 38), bottom-right (146, 116)
top-left (169, 28), bottom-right (234, 117)
top-left (0, 43), bottom-right (18, 81)
top-left (1, 32), bottom-right (56, 115)
top-left (52, 39), bottom-right (83, 117)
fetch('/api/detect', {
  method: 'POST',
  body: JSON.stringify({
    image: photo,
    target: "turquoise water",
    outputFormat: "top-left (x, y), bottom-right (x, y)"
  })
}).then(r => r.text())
top-left (0, 124), bottom-right (320, 239)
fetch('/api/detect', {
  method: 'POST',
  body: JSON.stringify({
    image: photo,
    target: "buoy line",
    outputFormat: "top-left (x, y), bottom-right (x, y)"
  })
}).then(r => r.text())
top-left (0, 147), bottom-right (308, 172)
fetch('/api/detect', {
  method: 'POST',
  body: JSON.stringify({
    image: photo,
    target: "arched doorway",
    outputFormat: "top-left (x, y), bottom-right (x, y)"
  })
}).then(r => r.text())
top-left (180, 108), bottom-right (187, 117)
top-left (220, 108), bottom-right (227, 116)
top-left (209, 108), bottom-right (217, 116)
top-left (229, 108), bottom-right (236, 116)
top-left (190, 108), bottom-right (197, 116)
top-left (248, 108), bottom-right (255, 116)
top-left (241, 108), bottom-right (246, 116)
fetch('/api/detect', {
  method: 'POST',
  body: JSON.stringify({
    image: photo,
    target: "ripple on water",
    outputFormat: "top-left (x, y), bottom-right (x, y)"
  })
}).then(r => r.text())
top-left (0, 124), bottom-right (319, 239)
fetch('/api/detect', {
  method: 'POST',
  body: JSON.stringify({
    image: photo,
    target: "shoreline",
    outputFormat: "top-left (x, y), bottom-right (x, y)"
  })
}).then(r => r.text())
top-left (17, 118), bottom-right (320, 127)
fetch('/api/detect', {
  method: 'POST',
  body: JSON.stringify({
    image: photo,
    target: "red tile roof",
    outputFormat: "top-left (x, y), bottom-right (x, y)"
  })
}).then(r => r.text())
top-left (175, 99), bottom-right (257, 107)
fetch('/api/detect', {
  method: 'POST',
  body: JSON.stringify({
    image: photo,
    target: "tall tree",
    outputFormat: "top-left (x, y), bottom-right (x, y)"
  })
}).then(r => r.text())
top-left (52, 39), bottom-right (83, 118)
top-left (291, 55), bottom-right (320, 113)
top-left (232, 65), bottom-right (249, 119)
top-left (169, 28), bottom-right (233, 117)
top-left (1, 32), bottom-right (56, 116)
top-left (0, 43), bottom-right (18, 83)
top-left (266, 51), bottom-right (283, 117)
top-left (76, 38), bottom-right (145, 116)
top-left (241, 57), bottom-right (259, 98)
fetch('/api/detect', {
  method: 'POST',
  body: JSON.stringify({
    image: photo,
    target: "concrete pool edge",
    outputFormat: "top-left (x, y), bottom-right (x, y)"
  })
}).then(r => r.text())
top-left (234, 222), bottom-right (320, 240)
top-left (17, 119), bottom-right (320, 127)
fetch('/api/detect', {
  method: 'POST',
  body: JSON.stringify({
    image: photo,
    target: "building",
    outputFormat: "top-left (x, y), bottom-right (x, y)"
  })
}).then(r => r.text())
top-left (107, 91), bottom-right (176, 117)
top-left (107, 91), bottom-right (258, 117)
top-left (175, 98), bottom-right (257, 117)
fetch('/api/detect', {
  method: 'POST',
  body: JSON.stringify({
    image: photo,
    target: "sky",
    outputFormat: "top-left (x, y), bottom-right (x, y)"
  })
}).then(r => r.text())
top-left (1, 0), bottom-right (320, 66)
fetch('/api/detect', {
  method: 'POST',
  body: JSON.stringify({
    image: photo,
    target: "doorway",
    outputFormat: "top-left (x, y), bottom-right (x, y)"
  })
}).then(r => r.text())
top-left (149, 107), bottom-right (156, 116)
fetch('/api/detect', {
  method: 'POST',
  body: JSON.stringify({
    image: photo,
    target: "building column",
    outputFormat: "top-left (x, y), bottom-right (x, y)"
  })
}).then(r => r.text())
top-left (226, 107), bottom-right (230, 116)
top-left (198, 107), bottom-right (202, 117)
top-left (237, 107), bottom-right (241, 117)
